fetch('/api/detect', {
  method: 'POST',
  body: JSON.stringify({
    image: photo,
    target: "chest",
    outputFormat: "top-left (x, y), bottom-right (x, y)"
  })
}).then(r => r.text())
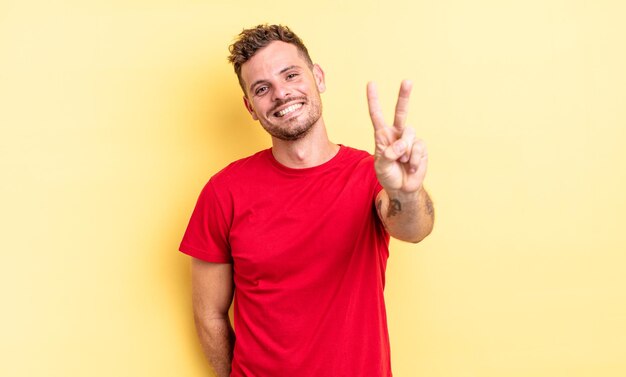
top-left (227, 169), bottom-right (378, 286)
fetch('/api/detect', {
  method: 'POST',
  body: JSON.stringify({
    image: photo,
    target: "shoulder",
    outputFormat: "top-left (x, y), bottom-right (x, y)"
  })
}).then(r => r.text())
top-left (340, 145), bottom-right (372, 159)
top-left (337, 144), bottom-right (382, 195)
top-left (338, 145), bottom-right (376, 169)
top-left (193, 149), bottom-right (273, 211)
top-left (210, 149), bottom-right (273, 186)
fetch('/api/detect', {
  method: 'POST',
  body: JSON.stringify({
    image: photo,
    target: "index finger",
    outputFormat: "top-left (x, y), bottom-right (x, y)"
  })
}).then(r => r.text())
top-left (393, 79), bottom-right (413, 131)
top-left (367, 81), bottom-right (386, 131)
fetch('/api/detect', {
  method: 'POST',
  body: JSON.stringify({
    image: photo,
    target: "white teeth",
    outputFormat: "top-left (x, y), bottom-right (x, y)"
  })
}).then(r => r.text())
top-left (276, 103), bottom-right (302, 117)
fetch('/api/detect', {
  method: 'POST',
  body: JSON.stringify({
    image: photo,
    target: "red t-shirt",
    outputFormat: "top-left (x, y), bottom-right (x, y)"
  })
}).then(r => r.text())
top-left (180, 145), bottom-right (392, 376)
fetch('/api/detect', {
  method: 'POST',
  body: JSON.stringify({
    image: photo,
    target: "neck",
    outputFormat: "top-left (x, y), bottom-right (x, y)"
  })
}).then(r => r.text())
top-left (270, 118), bottom-right (339, 169)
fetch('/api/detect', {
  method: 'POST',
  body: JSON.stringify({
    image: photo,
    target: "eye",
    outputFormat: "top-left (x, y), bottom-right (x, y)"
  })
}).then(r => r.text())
top-left (255, 86), bottom-right (268, 96)
top-left (286, 73), bottom-right (299, 80)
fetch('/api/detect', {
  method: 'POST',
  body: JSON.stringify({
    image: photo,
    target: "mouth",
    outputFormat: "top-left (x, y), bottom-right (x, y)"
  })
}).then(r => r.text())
top-left (273, 102), bottom-right (304, 118)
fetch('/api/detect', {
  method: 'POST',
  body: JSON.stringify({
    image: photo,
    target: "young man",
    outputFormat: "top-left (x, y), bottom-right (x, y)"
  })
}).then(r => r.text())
top-left (180, 24), bottom-right (434, 377)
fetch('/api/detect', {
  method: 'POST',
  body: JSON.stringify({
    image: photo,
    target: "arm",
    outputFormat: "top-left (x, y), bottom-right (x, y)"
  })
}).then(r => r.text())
top-left (368, 80), bottom-right (435, 243)
top-left (376, 186), bottom-right (434, 243)
top-left (191, 258), bottom-right (235, 377)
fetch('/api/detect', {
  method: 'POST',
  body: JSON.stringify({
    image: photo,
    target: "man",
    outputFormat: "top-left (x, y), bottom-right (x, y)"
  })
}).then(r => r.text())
top-left (180, 24), bottom-right (434, 377)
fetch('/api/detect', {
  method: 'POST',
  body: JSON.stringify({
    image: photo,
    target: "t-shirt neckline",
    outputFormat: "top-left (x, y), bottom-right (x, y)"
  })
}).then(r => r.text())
top-left (264, 144), bottom-right (347, 175)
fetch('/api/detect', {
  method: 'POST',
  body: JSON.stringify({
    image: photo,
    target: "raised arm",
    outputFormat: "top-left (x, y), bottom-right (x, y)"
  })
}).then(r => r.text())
top-left (367, 80), bottom-right (435, 243)
top-left (192, 259), bottom-right (235, 377)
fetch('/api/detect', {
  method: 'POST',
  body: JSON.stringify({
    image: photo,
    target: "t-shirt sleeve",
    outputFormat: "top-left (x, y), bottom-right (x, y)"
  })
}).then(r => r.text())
top-left (365, 154), bottom-right (384, 201)
top-left (179, 179), bottom-right (233, 263)
top-left (363, 154), bottom-right (389, 238)
top-left (373, 173), bottom-right (384, 198)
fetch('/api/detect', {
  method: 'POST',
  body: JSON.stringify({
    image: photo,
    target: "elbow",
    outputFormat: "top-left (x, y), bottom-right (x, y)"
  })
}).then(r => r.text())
top-left (405, 230), bottom-right (432, 244)
top-left (395, 222), bottom-right (434, 244)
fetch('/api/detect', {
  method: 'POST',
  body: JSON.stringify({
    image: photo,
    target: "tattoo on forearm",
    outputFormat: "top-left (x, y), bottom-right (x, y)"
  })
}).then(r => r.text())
top-left (425, 194), bottom-right (434, 219)
top-left (387, 199), bottom-right (402, 217)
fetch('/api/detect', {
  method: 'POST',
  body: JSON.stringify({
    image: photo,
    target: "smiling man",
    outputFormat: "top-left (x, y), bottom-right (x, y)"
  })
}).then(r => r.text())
top-left (180, 24), bottom-right (434, 377)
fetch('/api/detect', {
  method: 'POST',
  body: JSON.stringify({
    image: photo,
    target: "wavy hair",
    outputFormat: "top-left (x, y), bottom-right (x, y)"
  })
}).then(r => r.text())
top-left (228, 24), bottom-right (313, 93)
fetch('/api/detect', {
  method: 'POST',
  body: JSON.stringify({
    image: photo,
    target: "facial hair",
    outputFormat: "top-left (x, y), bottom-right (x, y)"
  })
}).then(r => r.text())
top-left (259, 93), bottom-right (323, 141)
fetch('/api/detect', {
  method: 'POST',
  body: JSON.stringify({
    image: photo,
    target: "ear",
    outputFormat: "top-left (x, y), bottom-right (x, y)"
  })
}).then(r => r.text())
top-left (243, 96), bottom-right (259, 120)
top-left (312, 64), bottom-right (326, 93)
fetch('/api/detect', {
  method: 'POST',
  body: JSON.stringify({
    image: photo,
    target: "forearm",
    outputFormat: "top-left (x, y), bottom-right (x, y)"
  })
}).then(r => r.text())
top-left (194, 316), bottom-right (235, 377)
top-left (377, 186), bottom-right (434, 243)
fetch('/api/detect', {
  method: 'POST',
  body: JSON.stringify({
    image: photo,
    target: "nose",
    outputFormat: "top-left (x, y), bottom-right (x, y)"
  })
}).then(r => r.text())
top-left (272, 82), bottom-right (291, 101)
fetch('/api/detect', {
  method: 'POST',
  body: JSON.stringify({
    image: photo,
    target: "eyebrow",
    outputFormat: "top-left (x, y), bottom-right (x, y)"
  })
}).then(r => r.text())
top-left (248, 65), bottom-right (301, 93)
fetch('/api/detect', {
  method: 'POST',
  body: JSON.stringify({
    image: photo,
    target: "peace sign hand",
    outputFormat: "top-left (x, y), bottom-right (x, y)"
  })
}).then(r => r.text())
top-left (367, 80), bottom-right (428, 194)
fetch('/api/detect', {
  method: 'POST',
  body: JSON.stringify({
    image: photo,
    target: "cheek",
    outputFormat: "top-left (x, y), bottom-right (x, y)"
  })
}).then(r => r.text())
top-left (251, 99), bottom-right (267, 117)
top-left (306, 81), bottom-right (322, 94)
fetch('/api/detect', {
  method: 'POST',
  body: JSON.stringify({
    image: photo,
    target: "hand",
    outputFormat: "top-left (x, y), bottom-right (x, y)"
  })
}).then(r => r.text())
top-left (367, 80), bottom-right (428, 193)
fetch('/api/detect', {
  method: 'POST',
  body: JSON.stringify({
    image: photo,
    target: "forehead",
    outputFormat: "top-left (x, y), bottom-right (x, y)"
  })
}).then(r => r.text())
top-left (240, 41), bottom-right (306, 86)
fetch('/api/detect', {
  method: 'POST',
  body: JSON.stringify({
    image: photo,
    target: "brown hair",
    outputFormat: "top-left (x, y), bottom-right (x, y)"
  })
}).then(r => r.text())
top-left (228, 24), bottom-right (313, 93)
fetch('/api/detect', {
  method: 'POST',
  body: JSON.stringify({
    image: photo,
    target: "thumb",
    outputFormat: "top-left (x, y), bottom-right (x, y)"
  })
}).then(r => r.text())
top-left (382, 139), bottom-right (408, 161)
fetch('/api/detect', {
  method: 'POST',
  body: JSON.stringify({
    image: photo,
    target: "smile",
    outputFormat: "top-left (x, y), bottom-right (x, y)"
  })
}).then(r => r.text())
top-left (274, 103), bottom-right (303, 117)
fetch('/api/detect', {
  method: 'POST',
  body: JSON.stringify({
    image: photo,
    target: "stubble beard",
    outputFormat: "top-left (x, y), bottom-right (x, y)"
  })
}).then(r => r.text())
top-left (260, 95), bottom-right (323, 141)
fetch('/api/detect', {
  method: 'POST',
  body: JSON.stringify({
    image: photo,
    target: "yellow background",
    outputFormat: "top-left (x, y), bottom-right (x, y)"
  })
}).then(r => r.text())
top-left (2, 0), bottom-right (625, 376)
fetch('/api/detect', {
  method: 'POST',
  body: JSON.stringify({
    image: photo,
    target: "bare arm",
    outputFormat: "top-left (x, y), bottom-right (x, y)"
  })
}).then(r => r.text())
top-left (376, 186), bottom-right (434, 243)
top-left (368, 80), bottom-right (435, 242)
top-left (192, 259), bottom-right (235, 377)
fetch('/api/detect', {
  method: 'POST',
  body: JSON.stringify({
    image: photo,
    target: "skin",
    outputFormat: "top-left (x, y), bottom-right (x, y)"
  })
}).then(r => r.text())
top-left (242, 42), bottom-right (324, 143)
top-left (241, 41), bottom-right (338, 169)
top-left (192, 259), bottom-right (234, 377)
top-left (192, 40), bottom-right (434, 376)
top-left (368, 80), bottom-right (434, 242)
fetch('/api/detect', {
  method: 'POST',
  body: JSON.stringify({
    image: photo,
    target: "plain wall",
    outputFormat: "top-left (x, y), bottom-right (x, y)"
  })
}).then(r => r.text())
top-left (1, 0), bottom-right (625, 376)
